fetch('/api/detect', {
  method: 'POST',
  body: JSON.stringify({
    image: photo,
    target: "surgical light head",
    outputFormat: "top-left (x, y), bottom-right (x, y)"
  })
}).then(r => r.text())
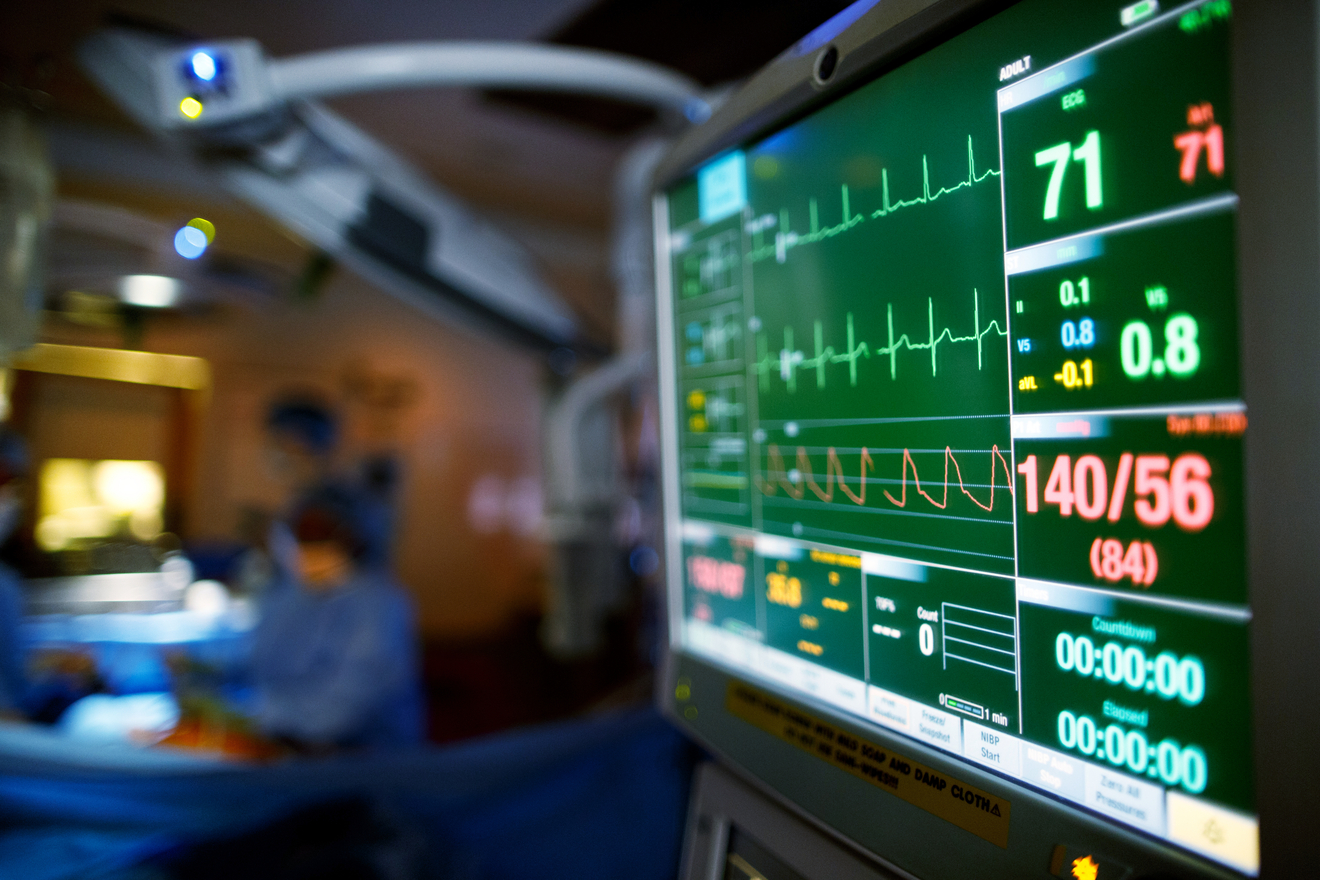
top-left (154, 40), bottom-right (276, 132)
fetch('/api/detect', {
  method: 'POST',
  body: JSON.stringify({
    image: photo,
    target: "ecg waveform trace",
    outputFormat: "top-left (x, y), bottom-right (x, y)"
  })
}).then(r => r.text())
top-left (755, 289), bottom-right (1007, 392)
top-left (756, 443), bottom-right (1015, 514)
top-left (748, 136), bottom-right (1000, 264)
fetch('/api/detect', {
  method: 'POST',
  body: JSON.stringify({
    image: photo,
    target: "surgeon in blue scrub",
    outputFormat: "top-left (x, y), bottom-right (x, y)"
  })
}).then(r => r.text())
top-left (253, 395), bottom-right (343, 593)
top-left (251, 486), bottom-right (423, 749)
top-left (257, 395), bottom-right (397, 583)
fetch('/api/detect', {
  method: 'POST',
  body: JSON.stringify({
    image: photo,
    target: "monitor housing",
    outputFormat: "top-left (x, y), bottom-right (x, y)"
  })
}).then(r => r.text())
top-left (654, 1), bottom-right (1318, 877)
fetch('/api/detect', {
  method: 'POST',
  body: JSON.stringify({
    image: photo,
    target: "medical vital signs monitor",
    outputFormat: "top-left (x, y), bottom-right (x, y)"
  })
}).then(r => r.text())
top-left (656, 1), bottom-right (1318, 877)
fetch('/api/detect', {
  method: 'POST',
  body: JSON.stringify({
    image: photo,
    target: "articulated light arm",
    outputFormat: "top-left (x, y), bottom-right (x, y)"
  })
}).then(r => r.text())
top-left (78, 29), bottom-right (708, 353)
top-left (267, 43), bottom-right (710, 122)
top-left (143, 36), bottom-right (710, 129)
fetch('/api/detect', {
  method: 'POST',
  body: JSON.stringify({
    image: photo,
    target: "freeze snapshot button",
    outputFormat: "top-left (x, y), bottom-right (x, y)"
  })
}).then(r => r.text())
top-left (913, 704), bottom-right (963, 752)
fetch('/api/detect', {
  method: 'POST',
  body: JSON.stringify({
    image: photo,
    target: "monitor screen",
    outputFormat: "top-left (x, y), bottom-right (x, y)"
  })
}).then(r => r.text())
top-left (656, 0), bottom-right (1253, 874)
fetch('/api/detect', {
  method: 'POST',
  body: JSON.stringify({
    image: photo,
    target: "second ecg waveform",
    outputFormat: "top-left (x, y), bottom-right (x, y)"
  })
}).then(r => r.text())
top-left (754, 288), bottom-right (1007, 391)
top-left (755, 444), bottom-right (1015, 516)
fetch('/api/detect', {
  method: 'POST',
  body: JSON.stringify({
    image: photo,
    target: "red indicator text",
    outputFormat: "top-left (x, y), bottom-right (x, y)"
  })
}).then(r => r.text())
top-left (1018, 453), bottom-right (1214, 531)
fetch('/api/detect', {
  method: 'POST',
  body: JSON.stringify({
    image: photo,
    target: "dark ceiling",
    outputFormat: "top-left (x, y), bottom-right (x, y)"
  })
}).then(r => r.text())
top-left (489, 0), bottom-right (856, 133)
top-left (0, 0), bottom-right (857, 330)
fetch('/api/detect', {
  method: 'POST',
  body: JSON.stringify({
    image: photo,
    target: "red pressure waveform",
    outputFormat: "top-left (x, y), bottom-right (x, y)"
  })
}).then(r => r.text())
top-left (757, 445), bottom-right (874, 504)
top-left (756, 444), bottom-right (1014, 513)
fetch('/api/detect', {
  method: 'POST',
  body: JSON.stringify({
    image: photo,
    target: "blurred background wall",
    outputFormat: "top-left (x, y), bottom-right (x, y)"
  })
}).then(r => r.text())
top-left (0, 0), bottom-right (853, 738)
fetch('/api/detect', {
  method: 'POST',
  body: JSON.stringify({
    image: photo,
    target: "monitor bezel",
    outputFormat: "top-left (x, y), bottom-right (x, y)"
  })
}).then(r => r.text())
top-left (653, 0), bottom-right (1317, 876)
top-left (679, 761), bottom-right (912, 880)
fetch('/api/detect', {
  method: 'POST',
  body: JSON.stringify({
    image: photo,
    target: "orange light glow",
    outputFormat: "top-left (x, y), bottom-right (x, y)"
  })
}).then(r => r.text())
top-left (1070, 854), bottom-right (1099, 880)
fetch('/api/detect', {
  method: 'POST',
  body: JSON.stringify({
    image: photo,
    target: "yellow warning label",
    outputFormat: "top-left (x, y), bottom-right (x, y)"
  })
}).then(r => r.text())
top-left (726, 681), bottom-right (1011, 848)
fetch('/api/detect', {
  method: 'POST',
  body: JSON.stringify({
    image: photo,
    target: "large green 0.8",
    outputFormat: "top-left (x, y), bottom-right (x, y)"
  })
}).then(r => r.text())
top-left (1120, 314), bottom-right (1201, 379)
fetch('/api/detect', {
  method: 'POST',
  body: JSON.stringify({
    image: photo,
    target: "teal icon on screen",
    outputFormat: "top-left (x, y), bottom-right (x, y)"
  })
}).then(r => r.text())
top-left (698, 151), bottom-right (747, 223)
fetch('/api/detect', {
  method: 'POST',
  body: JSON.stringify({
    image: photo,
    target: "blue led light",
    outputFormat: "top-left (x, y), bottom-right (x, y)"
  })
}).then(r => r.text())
top-left (174, 226), bottom-right (209, 259)
top-left (629, 545), bottom-right (659, 577)
top-left (191, 51), bottom-right (217, 82)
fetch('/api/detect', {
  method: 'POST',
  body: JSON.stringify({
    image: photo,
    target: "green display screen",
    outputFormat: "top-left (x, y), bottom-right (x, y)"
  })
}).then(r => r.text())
top-left (660, 0), bottom-right (1253, 873)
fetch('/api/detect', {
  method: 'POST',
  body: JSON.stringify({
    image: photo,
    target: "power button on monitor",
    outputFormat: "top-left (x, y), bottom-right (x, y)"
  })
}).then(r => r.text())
top-left (1048, 844), bottom-right (1132, 880)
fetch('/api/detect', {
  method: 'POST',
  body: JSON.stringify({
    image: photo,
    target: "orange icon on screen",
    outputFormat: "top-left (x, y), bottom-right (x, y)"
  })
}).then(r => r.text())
top-left (1070, 854), bottom-right (1099, 880)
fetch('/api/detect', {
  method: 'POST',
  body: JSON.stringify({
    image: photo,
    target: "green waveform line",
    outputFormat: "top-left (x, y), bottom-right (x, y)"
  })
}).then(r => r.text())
top-left (748, 136), bottom-right (1000, 264)
top-left (755, 289), bottom-right (1007, 392)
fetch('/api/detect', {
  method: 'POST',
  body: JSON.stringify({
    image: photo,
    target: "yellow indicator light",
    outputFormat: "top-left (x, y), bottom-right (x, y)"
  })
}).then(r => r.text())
top-left (1070, 855), bottom-right (1099, 880)
top-left (186, 217), bottom-right (216, 243)
top-left (179, 97), bottom-right (203, 119)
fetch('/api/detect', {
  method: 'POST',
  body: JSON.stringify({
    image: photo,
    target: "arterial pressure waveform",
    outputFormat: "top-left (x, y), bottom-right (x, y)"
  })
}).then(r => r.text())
top-left (660, 0), bottom-right (1254, 874)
